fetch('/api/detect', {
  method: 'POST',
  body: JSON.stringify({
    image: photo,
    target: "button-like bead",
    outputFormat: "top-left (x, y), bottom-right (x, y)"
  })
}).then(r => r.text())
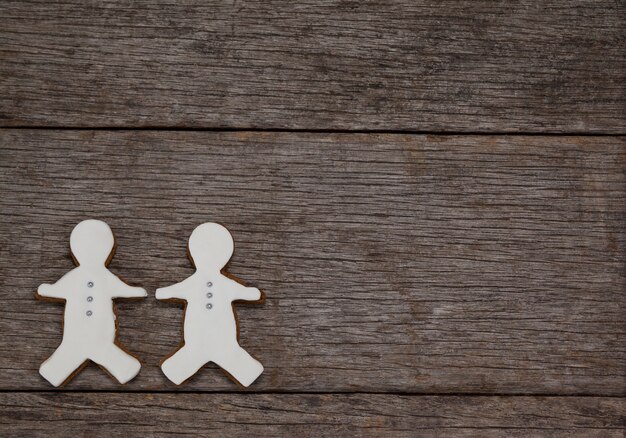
top-left (86, 311), bottom-right (93, 316)
top-left (87, 296), bottom-right (93, 302)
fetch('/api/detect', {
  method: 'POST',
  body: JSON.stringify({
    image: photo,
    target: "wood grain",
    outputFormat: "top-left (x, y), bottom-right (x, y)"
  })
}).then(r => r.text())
top-left (0, 1), bottom-right (624, 132)
top-left (0, 393), bottom-right (623, 437)
top-left (0, 130), bottom-right (624, 393)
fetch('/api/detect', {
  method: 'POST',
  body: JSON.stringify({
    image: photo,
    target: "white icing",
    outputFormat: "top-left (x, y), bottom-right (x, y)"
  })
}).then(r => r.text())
top-left (38, 220), bottom-right (146, 387)
top-left (156, 222), bottom-right (263, 387)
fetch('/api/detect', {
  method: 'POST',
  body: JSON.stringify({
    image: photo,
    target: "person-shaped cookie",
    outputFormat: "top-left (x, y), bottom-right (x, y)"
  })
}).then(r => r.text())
top-left (156, 223), bottom-right (264, 387)
top-left (37, 219), bottom-right (147, 387)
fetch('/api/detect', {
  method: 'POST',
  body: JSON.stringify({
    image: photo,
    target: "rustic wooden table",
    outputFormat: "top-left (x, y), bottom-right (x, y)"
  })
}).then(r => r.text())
top-left (0, 1), bottom-right (624, 436)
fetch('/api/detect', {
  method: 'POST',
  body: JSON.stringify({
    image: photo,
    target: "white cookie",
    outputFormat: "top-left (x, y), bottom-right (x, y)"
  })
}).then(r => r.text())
top-left (156, 223), bottom-right (264, 387)
top-left (38, 220), bottom-right (146, 386)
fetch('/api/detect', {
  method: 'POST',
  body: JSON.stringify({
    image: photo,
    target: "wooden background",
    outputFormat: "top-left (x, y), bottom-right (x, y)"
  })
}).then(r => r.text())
top-left (0, 1), bottom-right (624, 436)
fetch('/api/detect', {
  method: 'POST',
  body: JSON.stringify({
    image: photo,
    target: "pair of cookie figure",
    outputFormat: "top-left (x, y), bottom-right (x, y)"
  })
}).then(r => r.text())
top-left (37, 219), bottom-right (264, 388)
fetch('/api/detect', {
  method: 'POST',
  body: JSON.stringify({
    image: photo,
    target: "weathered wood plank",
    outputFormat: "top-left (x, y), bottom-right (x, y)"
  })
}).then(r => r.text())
top-left (0, 1), bottom-right (624, 132)
top-left (0, 393), bottom-right (623, 437)
top-left (0, 131), bottom-right (624, 393)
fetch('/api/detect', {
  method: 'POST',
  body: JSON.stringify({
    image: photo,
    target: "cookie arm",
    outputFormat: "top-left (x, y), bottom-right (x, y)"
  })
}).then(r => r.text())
top-left (37, 274), bottom-right (72, 299)
top-left (155, 277), bottom-right (193, 300)
top-left (229, 279), bottom-right (262, 301)
top-left (113, 280), bottom-right (147, 298)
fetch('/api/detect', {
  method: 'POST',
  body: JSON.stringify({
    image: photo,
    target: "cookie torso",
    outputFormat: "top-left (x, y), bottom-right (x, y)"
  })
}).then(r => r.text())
top-left (183, 273), bottom-right (238, 352)
top-left (61, 267), bottom-right (117, 353)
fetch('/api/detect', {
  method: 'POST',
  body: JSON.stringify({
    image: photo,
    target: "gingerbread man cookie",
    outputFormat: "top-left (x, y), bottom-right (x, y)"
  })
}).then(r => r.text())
top-left (37, 220), bottom-right (146, 387)
top-left (156, 223), bottom-right (264, 387)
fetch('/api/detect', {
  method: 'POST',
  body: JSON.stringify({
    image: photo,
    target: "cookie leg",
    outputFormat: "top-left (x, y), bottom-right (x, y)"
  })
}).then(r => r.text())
top-left (161, 345), bottom-right (206, 385)
top-left (213, 345), bottom-right (263, 387)
top-left (39, 342), bottom-right (87, 387)
top-left (91, 344), bottom-right (141, 384)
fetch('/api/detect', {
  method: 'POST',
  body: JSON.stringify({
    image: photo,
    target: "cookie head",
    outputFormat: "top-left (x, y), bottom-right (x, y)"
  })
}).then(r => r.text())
top-left (70, 219), bottom-right (115, 266)
top-left (188, 222), bottom-right (234, 270)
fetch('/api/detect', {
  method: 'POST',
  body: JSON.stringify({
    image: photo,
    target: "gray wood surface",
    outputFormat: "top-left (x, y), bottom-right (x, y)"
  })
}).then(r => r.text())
top-left (0, 130), bottom-right (623, 394)
top-left (1, 1), bottom-right (624, 132)
top-left (2, 1), bottom-right (624, 434)
top-left (1, 393), bottom-right (623, 437)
